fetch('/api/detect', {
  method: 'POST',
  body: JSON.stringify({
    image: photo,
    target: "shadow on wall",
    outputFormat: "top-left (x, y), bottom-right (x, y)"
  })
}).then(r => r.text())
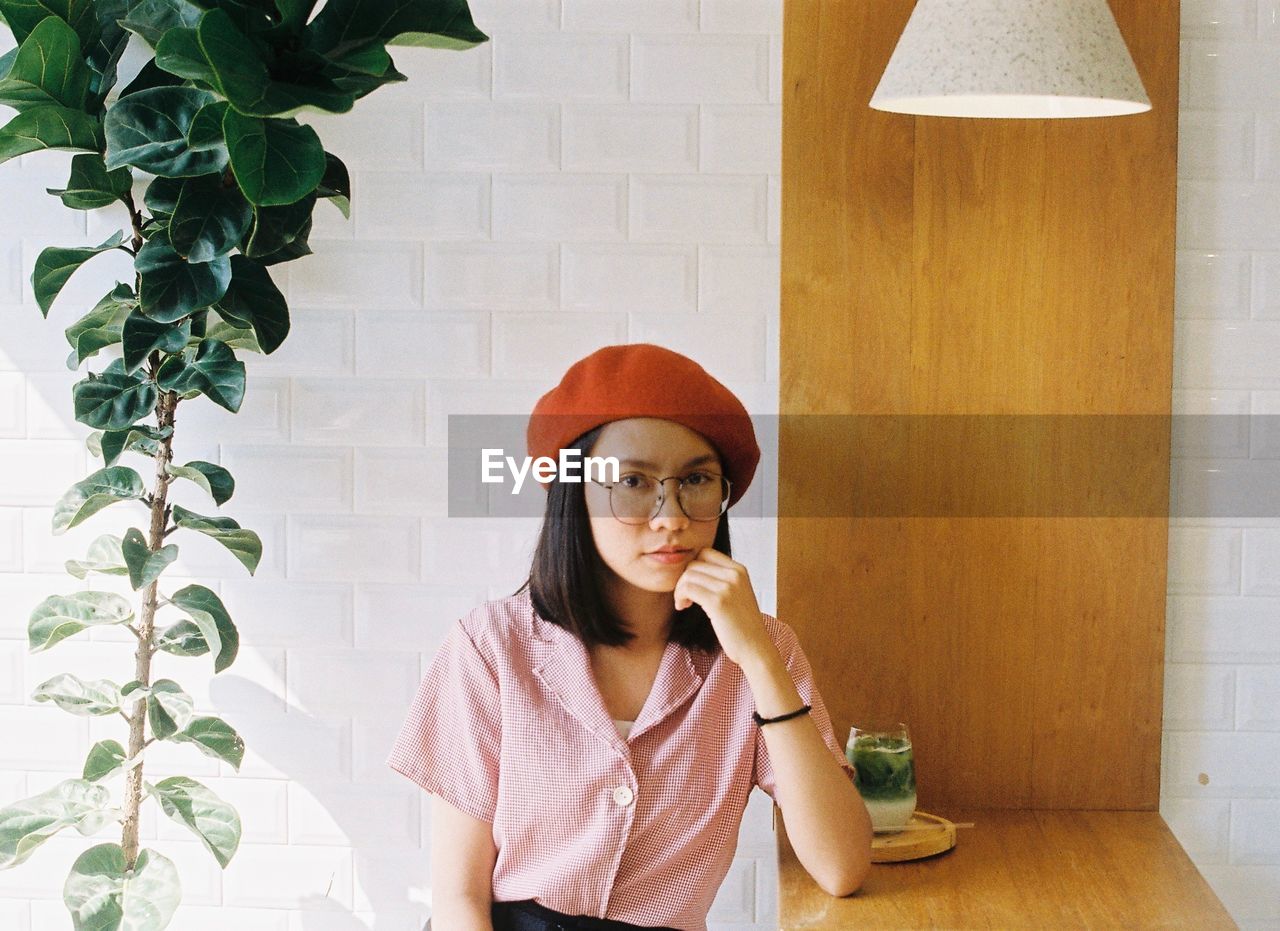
top-left (210, 674), bottom-right (432, 931)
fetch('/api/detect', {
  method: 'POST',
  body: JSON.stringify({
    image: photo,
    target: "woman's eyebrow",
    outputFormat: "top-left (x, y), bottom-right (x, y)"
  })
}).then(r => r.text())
top-left (617, 454), bottom-right (719, 470)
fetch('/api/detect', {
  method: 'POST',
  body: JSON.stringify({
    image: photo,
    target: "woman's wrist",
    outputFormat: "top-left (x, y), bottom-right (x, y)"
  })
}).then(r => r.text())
top-left (735, 634), bottom-right (782, 677)
top-left (740, 647), bottom-right (804, 719)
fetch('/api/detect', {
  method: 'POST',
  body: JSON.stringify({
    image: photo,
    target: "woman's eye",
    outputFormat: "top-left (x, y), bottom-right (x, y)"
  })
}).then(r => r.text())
top-left (620, 474), bottom-right (647, 489)
top-left (684, 471), bottom-right (712, 486)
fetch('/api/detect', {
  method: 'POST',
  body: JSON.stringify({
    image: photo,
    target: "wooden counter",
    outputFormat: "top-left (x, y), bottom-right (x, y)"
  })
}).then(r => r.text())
top-left (776, 808), bottom-right (1237, 929)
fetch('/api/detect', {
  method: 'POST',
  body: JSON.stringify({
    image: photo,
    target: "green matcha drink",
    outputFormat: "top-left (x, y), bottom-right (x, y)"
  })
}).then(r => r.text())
top-left (846, 724), bottom-right (917, 832)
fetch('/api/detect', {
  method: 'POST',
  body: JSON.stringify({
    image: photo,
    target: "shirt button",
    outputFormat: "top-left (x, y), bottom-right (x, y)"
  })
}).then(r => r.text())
top-left (612, 786), bottom-right (634, 806)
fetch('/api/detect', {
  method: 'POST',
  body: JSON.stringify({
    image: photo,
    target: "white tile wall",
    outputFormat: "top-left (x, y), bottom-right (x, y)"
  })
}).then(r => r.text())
top-left (3, 0), bottom-right (1275, 926)
top-left (491, 173), bottom-right (629, 241)
top-left (562, 243), bottom-right (699, 313)
top-left (1169, 7), bottom-right (1280, 921)
top-left (426, 100), bottom-right (560, 171)
top-left (492, 33), bottom-right (630, 99)
top-left (632, 35), bottom-right (771, 103)
top-left (562, 104), bottom-right (700, 172)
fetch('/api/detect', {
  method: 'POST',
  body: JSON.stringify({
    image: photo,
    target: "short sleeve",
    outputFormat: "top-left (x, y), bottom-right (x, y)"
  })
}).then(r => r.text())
top-left (753, 620), bottom-right (858, 801)
top-left (386, 620), bottom-right (502, 824)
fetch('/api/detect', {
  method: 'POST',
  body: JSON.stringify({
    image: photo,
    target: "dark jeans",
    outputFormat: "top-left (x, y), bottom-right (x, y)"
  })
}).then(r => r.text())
top-left (490, 898), bottom-right (680, 931)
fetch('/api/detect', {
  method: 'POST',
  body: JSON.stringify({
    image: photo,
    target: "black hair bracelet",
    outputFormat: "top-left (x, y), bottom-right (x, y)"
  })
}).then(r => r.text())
top-left (752, 704), bottom-right (812, 727)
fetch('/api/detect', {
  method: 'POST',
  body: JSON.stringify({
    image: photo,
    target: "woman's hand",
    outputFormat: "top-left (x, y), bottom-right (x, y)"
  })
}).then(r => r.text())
top-left (673, 548), bottom-right (774, 668)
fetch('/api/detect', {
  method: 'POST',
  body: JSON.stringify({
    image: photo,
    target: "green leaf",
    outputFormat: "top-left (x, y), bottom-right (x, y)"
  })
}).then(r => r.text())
top-left (86, 0), bottom-right (130, 104)
top-left (136, 234), bottom-right (232, 321)
top-left (255, 74), bottom-right (357, 121)
top-left (326, 41), bottom-right (393, 77)
top-left (222, 107), bottom-right (325, 206)
top-left (171, 502), bottom-right (260, 574)
top-left (324, 47), bottom-right (408, 100)
top-left (32, 231), bottom-right (127, 318)
top-left (146, 678), bottom-right (193, 740)
top-left (32, 673), bottom-right (123, 715)
top-left (0, 16), bottom-right (91, 111)
top-left (390, 29), bottom-right (488, 50)
top-left (330, 64), bottom-right (409, 101)
top-left (187, 98), bottom-right (227, 152)
top-left (104, 85), bottom-right (227, 176)
top-left (169, 583), bottom-right (238, 672)
top-left (64, 844), bottom-right (181, 931)
top-left (0, 0), bottom-right (99, 47)
top-left (28, 590), bottom-right (134, 652)
top-left (142, 174), bottom-right (182, 216)
top-left (167, 460), bottom-right (234, 505)
top-left (0, 103), bottom-right (103, 168)
top-left (252, 215), bottom-right (313, 265)
top-left (170, 714), bottom-right (244, 769)
top-left (241, 191), bottom-right (314, 258)
top-left (192, 7), bottom-right (268, 107)
top-left (153, 24), bottom-right (217, 87)
top-left (73, 359), bottom-right (159, 430)
top-left (215, 255), bottom-right (289, 354)
top-left (198, 7), bottom-right (354, 118)
top-left (46, 154), bottom-right (133, 210)
top-left (119, 0), bottom-right (203, 48)
top-left (149, 776), bottom-right (241, 867)
top-left (168, 172), bottom-right (252, 263)
top-left (274, 0), bottom-right (317, 31)
top-left (199, 0), bottom-right (278, 38)
top-left (204, 318), bottom-right (263, 352)
top-left (154, 619), bottom-right (210, 657)
top-left (121, 526), bottom-right (178, 589)
top-left (64, 533), bottom-right (129, 579)
top-left (316, 151), bottom-right (350, 217)
top-left (51, 465), bottom-right (146, 534)
top-left (155, 336), bottom-right (245, 412)
top-left (306, 0), bottom-right (487, 57)
top-left (64, 282), bottom-right (136, 368)
top-left (122, 307), bottom-right (192, 373)
top-left (83, 739), bottom-right (128, 781)
top-left (117, 57), bottom-right (184, 98)
top-left (0, 779), bottom-right (113, 869)
top-left (92, 422), bottom-right (172, 466)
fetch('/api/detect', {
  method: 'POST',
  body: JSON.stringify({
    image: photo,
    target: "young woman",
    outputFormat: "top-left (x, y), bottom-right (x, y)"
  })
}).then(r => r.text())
top-left (387, 344), bottom-right (871, 931)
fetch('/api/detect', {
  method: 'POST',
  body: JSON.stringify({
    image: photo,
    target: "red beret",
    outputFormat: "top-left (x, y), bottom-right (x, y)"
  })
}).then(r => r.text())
top-left (526, 343), bottom-right (760, 508)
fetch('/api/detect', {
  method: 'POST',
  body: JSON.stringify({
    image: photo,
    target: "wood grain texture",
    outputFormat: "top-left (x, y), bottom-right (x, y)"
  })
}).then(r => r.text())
top-left (777, 809), bottom-right (1238, 929)
top-left (779, 0), bottom-right (1179, 817)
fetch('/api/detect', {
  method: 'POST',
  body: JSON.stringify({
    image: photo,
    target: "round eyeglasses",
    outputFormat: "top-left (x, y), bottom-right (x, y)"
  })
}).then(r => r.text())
top-left (590, 471), bottom-right (732, 525)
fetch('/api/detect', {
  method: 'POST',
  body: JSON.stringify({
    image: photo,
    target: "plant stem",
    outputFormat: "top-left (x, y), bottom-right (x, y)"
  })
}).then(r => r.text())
top-left (119, 181), bottom-right (177, 869)
top-left (122, 189), bottom-right (145, 255)
top-left (119, 386), bottom-right (177, 871)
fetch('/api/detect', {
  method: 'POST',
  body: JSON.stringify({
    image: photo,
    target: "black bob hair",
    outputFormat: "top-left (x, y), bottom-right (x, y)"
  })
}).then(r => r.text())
top-left (513, 423), bottom-right (730, 655)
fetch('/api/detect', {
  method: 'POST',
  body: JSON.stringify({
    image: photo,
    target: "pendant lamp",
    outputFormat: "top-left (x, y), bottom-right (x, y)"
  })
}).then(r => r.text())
top-left (870, 0), bottom-right (1151, 118)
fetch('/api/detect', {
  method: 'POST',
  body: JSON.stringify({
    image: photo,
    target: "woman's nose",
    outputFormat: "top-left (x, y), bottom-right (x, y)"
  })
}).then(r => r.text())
top-left (650, 480), bottom-right (690, 527)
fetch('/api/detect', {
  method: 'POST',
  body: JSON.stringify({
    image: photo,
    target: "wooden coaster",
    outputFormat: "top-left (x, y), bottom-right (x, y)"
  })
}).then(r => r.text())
top-left (871, 810), bottom-right (957, 863)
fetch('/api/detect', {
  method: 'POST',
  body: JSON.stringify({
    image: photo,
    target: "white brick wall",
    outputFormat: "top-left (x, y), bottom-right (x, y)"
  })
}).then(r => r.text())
top-left (1169, 3), bottom-right (1280, 926)
top-left (2, 0), bottom-right (1274, 928)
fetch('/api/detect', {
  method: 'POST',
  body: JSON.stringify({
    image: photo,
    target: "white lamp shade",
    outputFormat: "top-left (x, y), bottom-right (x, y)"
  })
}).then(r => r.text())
top-left (870, 0), bottom-right (1151, 118)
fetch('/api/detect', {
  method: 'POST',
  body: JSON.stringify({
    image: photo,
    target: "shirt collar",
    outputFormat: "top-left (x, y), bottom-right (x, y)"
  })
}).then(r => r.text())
top-left (522, 591), bottom-right (706, 745)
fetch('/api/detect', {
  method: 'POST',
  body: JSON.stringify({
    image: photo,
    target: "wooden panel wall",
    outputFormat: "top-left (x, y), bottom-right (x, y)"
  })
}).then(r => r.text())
top-left (779, 1), bottom-right (1179, 809)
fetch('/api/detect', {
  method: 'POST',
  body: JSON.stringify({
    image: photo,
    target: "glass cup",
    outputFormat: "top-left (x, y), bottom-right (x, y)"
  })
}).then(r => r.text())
top-left (846, 720), bottom-right (917, 833)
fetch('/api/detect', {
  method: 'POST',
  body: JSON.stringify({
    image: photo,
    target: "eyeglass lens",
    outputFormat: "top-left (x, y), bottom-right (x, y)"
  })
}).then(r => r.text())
top-left (609, 472), bottom-right (729, 523)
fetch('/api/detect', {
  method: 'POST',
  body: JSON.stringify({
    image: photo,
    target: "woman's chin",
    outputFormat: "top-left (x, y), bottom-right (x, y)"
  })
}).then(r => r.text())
top-left (627, 571), bottom-right (680, 594)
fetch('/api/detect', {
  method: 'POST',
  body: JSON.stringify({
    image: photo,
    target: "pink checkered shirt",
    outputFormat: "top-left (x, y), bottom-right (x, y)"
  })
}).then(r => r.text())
top-left (386, 590), bottom-right (856, 931)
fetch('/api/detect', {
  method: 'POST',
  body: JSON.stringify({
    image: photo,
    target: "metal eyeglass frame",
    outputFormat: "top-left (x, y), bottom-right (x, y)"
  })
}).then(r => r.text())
top-left (588, 471), bottom-right (733, 525)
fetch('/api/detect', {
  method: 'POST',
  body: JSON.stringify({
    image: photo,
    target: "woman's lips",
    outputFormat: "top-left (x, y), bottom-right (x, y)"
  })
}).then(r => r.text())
top-left (645, 549), bottom-right (691, 564)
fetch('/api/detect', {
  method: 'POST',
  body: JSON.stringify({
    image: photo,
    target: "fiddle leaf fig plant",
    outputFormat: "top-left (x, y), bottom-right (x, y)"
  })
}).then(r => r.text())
top-left (0, 0), bottom-right (487, 926)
